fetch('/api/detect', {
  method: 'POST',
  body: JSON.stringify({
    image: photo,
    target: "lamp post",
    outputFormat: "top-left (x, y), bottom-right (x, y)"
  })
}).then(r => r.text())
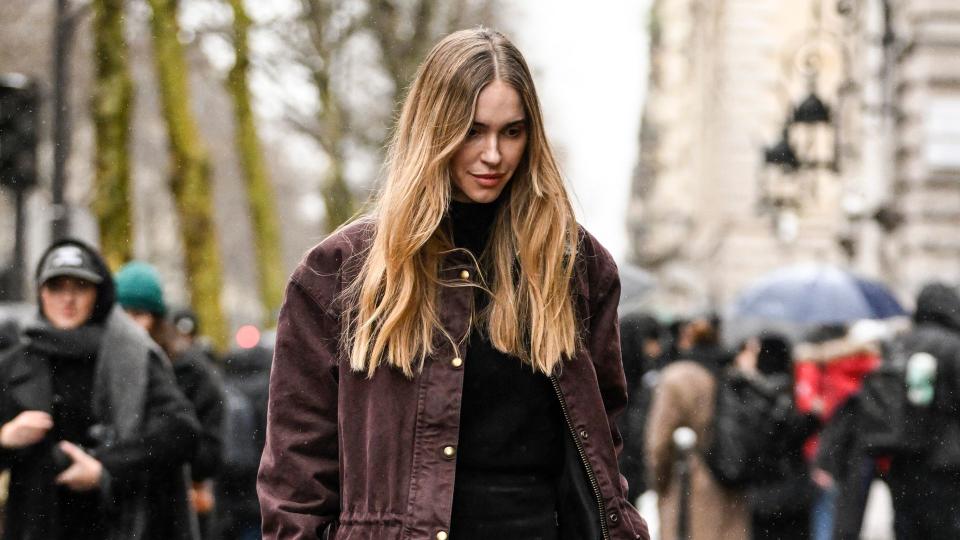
top-left (51, 0), bottom-right (80, 241)
top-left (758, 74), bottom-right (839, 242)
top-left (755, 0), bottom-right (849, 242)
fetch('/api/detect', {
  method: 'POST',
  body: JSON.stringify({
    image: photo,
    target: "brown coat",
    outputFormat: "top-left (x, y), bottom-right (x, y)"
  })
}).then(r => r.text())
top-left (257, 219), bottom-right (649, 540)
top-left (645, 361), bottom-right (750, 540)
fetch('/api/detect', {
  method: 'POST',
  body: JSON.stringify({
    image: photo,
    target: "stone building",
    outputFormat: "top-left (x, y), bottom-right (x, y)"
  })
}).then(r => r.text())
top-left (629, 0), bottom-right (960, 314)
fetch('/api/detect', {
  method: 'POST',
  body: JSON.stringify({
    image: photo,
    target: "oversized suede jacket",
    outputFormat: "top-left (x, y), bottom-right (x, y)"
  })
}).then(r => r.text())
top-left (257, 219), bottom-right (650, 540)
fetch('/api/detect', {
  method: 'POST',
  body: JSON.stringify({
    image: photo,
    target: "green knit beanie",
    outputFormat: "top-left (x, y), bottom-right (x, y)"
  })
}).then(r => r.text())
top-left (115, 261), bottom-right (167, 316)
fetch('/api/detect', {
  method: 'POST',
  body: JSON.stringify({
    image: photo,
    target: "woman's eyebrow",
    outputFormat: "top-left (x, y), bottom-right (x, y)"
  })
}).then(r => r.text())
top-left (471, 119), bottom-right (528, 129)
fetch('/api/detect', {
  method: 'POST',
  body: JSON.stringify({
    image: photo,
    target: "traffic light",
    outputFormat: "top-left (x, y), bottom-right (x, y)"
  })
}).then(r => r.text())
top-left (0, 74), bottom-right (39, 191)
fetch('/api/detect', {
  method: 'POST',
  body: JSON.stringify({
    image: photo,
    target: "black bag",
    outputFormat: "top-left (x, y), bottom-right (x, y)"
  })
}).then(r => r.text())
top-left (704, 372), bottom-right (789, 488)
top-left (859, 340), bottom-right (931, 456)
top-left (859, 339), bottom-right (960, 468)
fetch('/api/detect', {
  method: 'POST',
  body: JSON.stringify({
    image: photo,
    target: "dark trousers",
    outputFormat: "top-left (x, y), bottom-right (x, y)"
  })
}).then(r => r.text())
top-left (888, 458), bottom-right (960, 540)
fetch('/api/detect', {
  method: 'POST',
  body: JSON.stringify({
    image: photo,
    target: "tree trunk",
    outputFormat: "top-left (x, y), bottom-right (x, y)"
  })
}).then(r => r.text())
top-left (322, 158), bottom-right (354, 232)
top-left (226, 0), bottom-right (284, 323)
top-left (299, 0), bottom-right (357, 232)
top-left (91, 0), bottom-right (133, 270)
top-left (147, 0), bottom-right (228, 350)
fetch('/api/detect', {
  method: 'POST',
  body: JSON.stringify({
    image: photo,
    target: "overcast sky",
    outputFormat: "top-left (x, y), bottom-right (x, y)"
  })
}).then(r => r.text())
top-left (508, 1), bottom-right (650, 261)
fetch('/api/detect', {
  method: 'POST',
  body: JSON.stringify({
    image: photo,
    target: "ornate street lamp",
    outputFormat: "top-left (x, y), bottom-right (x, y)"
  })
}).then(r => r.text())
top-left (758, 84), bottom-right (839, 242)
top-left (790, 89), bottom-right (837, 172)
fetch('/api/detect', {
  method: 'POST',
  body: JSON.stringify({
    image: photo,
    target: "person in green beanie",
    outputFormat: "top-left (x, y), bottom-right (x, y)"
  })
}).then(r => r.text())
top-left (115, 261), bottom-right (226, 538)
top-left (115, 261), bottom-right (168, 331)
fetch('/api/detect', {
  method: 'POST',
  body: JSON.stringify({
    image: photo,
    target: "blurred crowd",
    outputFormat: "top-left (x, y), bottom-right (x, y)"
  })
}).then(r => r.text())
top-left (0, 239), bottom-right (270, 540)
top-left (620, 283), bottom-right (960, 540)
top-left (3, 238), bottom-right (960, 540)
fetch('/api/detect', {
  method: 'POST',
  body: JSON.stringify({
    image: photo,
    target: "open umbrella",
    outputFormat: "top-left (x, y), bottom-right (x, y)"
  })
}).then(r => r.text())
top-left (730, 264), bottom-right (906, 325)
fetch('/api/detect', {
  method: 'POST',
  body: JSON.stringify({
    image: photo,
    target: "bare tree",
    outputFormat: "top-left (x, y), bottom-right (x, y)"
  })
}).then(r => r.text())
top-left (284, 0), bottom-right (500, 232)
top-left (91, 0), bottom-right (133, 270)
top-left (224, 0), bottom-right (284, 322)
top-left (146, 0), bottom-right (228, 350)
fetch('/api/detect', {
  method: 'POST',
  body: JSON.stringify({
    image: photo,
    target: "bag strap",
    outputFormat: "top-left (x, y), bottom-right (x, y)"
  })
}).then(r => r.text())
top-left (884, 337), bottom-right (909, 370)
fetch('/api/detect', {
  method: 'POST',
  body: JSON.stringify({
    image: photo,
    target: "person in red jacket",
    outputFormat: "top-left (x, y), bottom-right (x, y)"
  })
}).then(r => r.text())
top-left (257, 27), bottom-right (649, 540)
top-left (793, 324), bottom-right (881, 540)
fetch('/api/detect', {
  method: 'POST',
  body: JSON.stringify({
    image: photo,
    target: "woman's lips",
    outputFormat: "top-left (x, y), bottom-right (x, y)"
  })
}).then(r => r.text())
top-left (471, 173), bottom-right (503, 187)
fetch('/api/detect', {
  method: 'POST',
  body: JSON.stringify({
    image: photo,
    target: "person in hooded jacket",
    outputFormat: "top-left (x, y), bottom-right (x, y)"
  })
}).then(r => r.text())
top-left (0, 239), bottom-right (202, 540)
top-left (115, 261), bottom-right (226, 537)
top-left (885, 282), bottom-right (960, 539)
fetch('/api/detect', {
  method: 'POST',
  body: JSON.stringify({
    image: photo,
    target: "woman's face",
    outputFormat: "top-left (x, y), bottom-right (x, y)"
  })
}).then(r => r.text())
top-left (450, 80), bottom-right (528, 203)
top-left (40, 276), bottom-right (98, 330)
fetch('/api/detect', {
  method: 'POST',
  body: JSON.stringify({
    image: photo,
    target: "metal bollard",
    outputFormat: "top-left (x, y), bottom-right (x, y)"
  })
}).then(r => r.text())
top-left (673, 426), bottom-right (697, 540)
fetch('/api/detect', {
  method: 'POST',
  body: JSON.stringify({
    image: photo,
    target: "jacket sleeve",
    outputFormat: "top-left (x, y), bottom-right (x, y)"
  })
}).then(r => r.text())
top-left (584, 238), bottom-right (651, 539)
top-left (0, 347), bottom-right (29, 470)
top-left (584, 243), bottom-right (630, 462)
top-left (258, 274), bottom-right (341, 539)
top-left (96, 350), bottom-right (202, 487)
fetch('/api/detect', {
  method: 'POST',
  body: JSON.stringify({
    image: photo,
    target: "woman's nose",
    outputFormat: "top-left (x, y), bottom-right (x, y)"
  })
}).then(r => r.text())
top-left (480, 135), bottom-right (501, 166)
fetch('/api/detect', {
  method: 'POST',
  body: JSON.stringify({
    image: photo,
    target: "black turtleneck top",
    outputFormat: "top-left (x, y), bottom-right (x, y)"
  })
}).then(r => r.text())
top-left (448, 198), bottom-right (565, 539)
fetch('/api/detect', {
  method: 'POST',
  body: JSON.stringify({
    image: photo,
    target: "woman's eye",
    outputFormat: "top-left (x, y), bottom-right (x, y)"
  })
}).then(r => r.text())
top-left (467, 128), bottom-right (481, 138)
top-left (504, 125), bottom-right (525, 137)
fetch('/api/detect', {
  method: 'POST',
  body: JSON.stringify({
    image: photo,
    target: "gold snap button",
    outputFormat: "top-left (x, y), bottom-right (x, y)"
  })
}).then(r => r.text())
top-left (579, 429), bottom-right (589, 440)
top-left (459, 270), bottom-right (470, 280)
top-left (442, 446), bottom-right (456, 459)
top-left (436, 532), bottom-right (449, 540)
top-left (451, 357), bottom-right (463, 368)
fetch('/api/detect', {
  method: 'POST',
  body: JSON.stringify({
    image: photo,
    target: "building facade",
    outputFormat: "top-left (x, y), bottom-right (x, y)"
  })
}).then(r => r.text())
top-left (629, 0), bottom-right (960, 314)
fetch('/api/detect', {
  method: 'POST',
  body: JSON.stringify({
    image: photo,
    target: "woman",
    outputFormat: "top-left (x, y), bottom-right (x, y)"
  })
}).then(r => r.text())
top-left (258, 28), bottom-right (648, 540)
top-left (0, 239), bottom-right (201, 540)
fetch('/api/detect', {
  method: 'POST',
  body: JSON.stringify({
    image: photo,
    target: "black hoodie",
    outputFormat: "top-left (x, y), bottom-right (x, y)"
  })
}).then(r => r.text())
top-left (914, 282), bottom-right (960, 334)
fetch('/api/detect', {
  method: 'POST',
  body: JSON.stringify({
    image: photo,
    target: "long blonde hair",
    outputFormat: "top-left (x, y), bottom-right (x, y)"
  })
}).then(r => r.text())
top-left (345, 28), bottom-right (580, 377)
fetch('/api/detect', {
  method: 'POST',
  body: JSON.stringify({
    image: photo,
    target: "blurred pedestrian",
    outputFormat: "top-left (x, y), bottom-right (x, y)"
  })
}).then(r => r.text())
top-left (257, 28), bottom-right (649, 539)
top-left (0, 321), bottom-right (18, 354)
top-left (171, 308), bottom-right (217, 365)
top-left (115, 261), bottom-right (226, 538)
top-left (618, 312), bottom-right (664, 502)
top-left (743, 335), bottom-right (820, 540)
top-left (885, 283), bottom-right (960, 538)
top-left (215, 346), bottom-right (271, 540)
top-left (677, 316), bottom-right (732, 374)
top-left (793, 324), bottom-right (881, 540)
top-left (0, 239), bottom-right (201, 539)
top-left (645, 357), bottom-right (751, 539)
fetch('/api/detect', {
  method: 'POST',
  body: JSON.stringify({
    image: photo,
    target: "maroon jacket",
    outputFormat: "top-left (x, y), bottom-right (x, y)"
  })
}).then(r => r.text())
top-left (258, 219), bottom-right (649, 540)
